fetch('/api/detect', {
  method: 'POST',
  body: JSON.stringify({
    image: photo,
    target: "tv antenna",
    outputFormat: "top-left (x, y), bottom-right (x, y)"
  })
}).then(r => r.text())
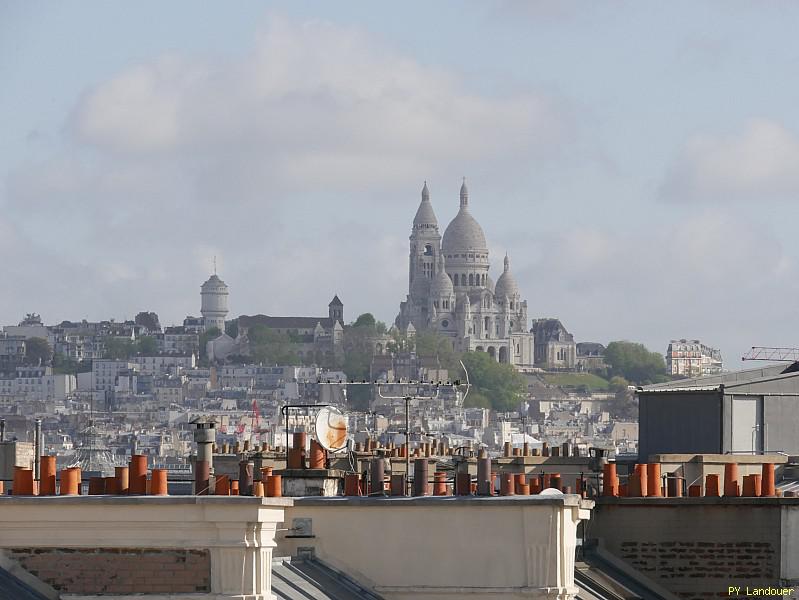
top-left (375, 359), bottom-right (471, 495)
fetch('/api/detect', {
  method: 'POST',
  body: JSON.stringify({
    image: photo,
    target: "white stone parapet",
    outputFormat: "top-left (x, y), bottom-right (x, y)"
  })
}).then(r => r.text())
top-left (278, 495), bottom-right (593, 600)
top-left (0, 496), bottom-right (292, 600)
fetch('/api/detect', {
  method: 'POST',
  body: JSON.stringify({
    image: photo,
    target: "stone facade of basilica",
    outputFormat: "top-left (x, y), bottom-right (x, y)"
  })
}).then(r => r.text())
top-left (396, 181), bottom-right (535, 368)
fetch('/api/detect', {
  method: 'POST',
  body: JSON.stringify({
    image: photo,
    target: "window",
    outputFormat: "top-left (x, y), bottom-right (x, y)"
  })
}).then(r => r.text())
top-left (424, 244), bottom-right (434, 256)
top-left (469, 274), bottom-right (474, 286)
top-left (441, 320), bottom-right (449, 328)
top-left (453, 274), bottom-right (459, 286)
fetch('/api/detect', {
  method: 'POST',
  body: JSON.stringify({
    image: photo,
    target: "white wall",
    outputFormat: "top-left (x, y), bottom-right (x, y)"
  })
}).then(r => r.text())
top-left (278, 496), bottom-right (592, 600)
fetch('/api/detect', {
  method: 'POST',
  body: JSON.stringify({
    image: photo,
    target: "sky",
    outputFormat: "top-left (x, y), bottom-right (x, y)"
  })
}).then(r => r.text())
top-left (3, 1), bottom-right (799, 367)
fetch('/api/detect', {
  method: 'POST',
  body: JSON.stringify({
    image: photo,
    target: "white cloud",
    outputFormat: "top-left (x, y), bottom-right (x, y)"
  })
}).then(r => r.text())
top-left (660, 119), bottom-right (799, 203)
top-left (514, 211), bottom-right (797, 362)
top-left (66, 17), bottom-right (569, 193)
top-left (2, 15), bottom-right (575, 328)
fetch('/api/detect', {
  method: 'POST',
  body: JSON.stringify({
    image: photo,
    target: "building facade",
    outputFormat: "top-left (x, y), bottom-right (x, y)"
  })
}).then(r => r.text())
top-left (396, 181), bottom-right (534, 368)
top-left (531, 318), bottom-right (577, 370)
top-left (207, 297), bottom-right (345, 366)
top-left (666, 339), bottom-right (722, 377)
top-left (0, 366), bottom-right (76, 403)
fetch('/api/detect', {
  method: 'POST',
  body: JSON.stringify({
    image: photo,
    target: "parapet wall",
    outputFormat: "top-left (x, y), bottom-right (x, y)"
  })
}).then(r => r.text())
top-left (589, 498), bottom-right (799, 600)
top-left (0, 496), bottom-right (292, 600)
top-left (277, 495), bottom-right (593, 600)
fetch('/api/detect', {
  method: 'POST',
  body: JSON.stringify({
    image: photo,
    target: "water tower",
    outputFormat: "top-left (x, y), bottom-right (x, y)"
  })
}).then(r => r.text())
top-left (200, 271), bottom-right (229, 334)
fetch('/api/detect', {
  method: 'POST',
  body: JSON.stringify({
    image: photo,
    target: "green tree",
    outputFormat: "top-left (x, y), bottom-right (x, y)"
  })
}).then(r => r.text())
top-left (248, 325), bottom-right (298, 365)
top-left (604, 341), bottom-right (668, 385)
top-left (52, 353), bottom-right (92, 376)
top-left (608, 375), bottom-right (630, 393)
top-left (104, 337), bottom-right (136, 359)
top-left (608, 376), bottom-right (638, 419)
top-left (134, 311), bottom-right (161, 331)
top-left (24, 337), bottom-right (52, 366)
top-left (225, 319), bottom-right (238, 339)
top-left (460, 351), bottom-right (526, 411)
top-left (414, 332), bottom-right (461, 374)
top-left (386, 325), bottom-right (414, 353)
top-left (341, 314), bottom-right (384, 380)
top-left (136, 336), bottom-right (158, 355)
top-left (353, 313), bottom-right (376, 328)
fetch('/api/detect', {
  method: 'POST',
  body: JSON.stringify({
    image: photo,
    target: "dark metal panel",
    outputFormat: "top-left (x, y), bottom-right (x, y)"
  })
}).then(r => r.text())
top-left (638, 391), bottom-right (722, 459)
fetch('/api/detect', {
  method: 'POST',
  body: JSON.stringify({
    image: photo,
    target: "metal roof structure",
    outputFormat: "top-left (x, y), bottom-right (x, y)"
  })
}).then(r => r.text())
top-left (639, 362), bottom-right (799, 393)
top-left (67, 422), bottom-right (118, 476)
top-left (271, 556), bottom-right (385, 600)
top-left (576, 546), bottom-right (680, 600)
top-left (0, 567), bottom-right (50, 600)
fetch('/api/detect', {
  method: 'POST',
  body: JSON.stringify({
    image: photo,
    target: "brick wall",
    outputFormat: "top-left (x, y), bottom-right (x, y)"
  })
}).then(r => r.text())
top-left (618, 540), bottom-right (776, 597)
top-left (8, 548), bottom-right (211, 595)
top-left (589, 501), bottom-right (792, 600)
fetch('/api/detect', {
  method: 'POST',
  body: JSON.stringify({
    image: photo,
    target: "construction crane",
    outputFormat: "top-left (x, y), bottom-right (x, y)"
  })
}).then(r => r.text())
top-left (250, 399), bottom-right (271, 436)
top-left (251, 399), bottom-right (260, 430)
top-left (741, 347), bottom-right (799, 362)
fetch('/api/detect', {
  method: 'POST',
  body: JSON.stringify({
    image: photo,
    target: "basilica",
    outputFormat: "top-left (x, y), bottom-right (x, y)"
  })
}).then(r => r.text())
top-left (396, 181), bottom-right (535, 368)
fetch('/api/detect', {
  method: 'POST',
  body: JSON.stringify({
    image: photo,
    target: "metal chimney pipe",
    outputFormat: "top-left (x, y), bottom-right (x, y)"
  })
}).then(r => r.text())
top-left (405, 396), bottom-right (411, 495)
top-left (477, 457), bottom-right (492, 496)
top-left (370, 458), bottom-right (385, 496)
top-left (34, 418), bottom-right (42, 481)
top-left (193, 420), bottom-right (216, 474)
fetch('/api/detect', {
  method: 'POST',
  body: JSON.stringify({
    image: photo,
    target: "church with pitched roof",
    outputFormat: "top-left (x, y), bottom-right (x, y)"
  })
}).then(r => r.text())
top-left (396, 181), bottom-right (535, 368)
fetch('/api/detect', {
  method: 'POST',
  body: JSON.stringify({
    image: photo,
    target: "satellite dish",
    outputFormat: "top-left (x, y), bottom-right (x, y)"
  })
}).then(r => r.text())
top-left (315, 406), bottom-right (348, 453)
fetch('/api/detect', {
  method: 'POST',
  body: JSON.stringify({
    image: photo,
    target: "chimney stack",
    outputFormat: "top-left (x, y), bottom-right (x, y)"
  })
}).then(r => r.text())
top-left (33, 418), bottom-right (42, 482)
top-left (192, 417), bottom-right (217, 474)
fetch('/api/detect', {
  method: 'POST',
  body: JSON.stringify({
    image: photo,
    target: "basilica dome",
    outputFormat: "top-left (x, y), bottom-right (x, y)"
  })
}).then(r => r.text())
top-left (430, 257), bottom-right (454, 297)
top-left (494, 255), bottom-right (519, 299)
top-left (442, 180), bottom-right (488, 254)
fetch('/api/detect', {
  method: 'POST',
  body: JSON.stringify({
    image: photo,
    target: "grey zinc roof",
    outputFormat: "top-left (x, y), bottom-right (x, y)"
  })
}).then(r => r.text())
top-left (201, 273), bottom-right (227, 289)
top-left (271, 557), bottom-right (384, 600)
top-left (0, 567), bottom-right (51, 600)
top-left (640, 362), bottom-right (797, 393)
top-left (576, 545), bottom-right (680, 600)
top-left (238, 315), bottom-right (335, 330)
